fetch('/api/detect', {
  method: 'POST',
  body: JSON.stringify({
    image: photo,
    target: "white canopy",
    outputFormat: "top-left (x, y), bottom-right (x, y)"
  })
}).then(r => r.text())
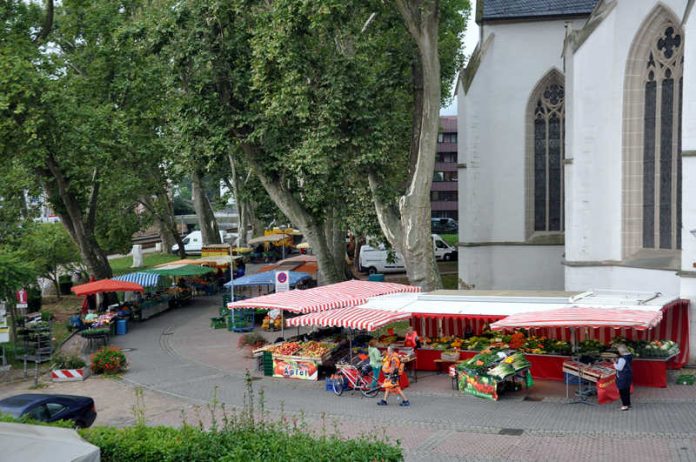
top-left (0, 422), bottom-right (100, 462)
top-left (354, 289), bottom-right (677, 318)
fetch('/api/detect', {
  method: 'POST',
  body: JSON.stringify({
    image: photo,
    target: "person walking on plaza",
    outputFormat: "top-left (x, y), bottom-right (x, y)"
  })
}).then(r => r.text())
top-left (368, 339), bottom-right (382, 391)
top-left (377, 346), bottom-right (410, 407)
top-left (614, 344), bottom-right (633, 411)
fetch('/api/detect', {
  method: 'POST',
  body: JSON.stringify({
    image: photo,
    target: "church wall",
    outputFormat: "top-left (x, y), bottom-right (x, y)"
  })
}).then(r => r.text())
top-left (565, 265), bottom-right (680, 294)
top-left (459, 245), bottom-right (565, 290)
top-left (458, 18), bottom-right (585, 290)
top-left (565, 0), bottom-right (689, 264)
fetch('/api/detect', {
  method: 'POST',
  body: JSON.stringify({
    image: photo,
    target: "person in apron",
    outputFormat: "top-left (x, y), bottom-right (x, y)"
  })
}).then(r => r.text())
top-left (614, 344), bottom-right (633, 411)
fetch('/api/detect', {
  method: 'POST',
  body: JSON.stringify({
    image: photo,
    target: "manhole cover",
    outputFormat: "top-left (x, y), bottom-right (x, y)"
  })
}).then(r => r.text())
top-left (120, 348), bottom-right (136, 352)
top-left (498, 428), bottom-right (524, 436)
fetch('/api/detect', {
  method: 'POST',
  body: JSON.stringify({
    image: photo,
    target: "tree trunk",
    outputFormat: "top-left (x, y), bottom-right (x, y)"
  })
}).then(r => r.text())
top-left (324, 210), bottom-right (349, 280)
top-left (226, 154), bottom-right (249, 247)
top-left (139, 193), bottom-right (186, 258)
top-left (238, 143), bottom-right (346, 285)
top-left (44, 157), bottom-right (112, 279)
top-left (191, 169), bottom-right (222, 245)
top-left (368, 0), bottom-right (442, 291)
top-left (51, 273), bottom-right (61, 300)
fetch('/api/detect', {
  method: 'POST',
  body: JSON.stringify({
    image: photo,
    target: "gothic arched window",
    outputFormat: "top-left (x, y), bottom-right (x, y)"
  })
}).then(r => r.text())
top-left (527, 70), bottom-right (565, 235)
top-left (623, 7), bottom-right (683, 257)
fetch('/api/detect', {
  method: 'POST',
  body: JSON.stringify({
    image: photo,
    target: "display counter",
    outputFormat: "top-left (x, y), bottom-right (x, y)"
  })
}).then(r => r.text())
top-left (415, 349), bottom-right (674, 388)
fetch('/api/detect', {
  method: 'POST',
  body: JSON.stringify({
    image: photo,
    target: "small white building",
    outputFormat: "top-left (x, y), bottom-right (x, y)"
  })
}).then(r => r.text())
top-left (458, 0), bottom-right (696, 361)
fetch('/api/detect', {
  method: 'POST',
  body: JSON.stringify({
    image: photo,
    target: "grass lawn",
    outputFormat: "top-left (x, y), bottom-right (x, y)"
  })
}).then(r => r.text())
top-left (440, 234), bottom-right (458, 246)
top-left (109, 253), bottom-right (187, 275)
top-left (441, 273), bottom-right (458, 290)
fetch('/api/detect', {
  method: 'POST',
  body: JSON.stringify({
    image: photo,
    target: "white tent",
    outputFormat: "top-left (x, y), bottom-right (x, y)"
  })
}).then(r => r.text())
top-left (0, 422), bottom-right (100, 462)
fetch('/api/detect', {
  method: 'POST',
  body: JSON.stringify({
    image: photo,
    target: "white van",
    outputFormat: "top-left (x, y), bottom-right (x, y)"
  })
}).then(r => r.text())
top-left (171, 230), bottom-right (237, 255)
top-left (358, 234), bottom-right (457, 274)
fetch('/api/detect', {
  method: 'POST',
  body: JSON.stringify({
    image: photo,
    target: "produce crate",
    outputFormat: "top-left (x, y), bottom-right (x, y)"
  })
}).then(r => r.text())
top-left (210, 317), bottom-right (227, 329)
top-left (262, 351), bottom-right (273, 377)
top-left (676, 374), bottom-right (695, 385)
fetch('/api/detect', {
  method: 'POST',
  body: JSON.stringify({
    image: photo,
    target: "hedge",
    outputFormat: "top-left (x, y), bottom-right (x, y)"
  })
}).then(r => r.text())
top-left (80, 425), bottom-right (403, 462)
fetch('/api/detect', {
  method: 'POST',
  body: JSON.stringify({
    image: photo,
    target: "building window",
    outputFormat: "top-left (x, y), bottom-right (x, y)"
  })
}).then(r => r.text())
top-left (433, 171), bottom-right (458, 183)
top-left (623, 6), bottom-right (683, 257)
top-left (526, 69), bottom-right (564, 235)
top-left (436, 152), bottom-right (457, 163)
top-left (437, 133), bottom-right (457, 144)
top-left (431, 191), bottom-right (458, 202)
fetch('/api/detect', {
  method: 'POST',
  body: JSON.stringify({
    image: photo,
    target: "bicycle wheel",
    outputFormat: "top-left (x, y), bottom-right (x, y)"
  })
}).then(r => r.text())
top-left (332, 377), bottom-right (344, 396)
top-left (360, 378), bottom-right (380, 398)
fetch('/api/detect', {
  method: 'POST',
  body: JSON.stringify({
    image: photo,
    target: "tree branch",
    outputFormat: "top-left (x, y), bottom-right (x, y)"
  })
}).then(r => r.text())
top-left (367, 172), bottom-right (404, 250)
top-left (394, 0), bottom-right (421, 39)
top-left (35, 0), bottom-right (54, 44)
top-left (85, 168), bottom-right (100, 233)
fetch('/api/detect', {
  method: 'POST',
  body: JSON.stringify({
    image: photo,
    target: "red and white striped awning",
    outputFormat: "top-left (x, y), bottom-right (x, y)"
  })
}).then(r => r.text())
top-left (227, 280), bottom-right (420, 314)
top-left (490, 306), bottom-right (664, 331)
top-left (286, 307), bottom-right (411, 332)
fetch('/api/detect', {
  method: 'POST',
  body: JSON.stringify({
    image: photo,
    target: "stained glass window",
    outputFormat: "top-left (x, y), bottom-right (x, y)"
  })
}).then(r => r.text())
top-left (641, 25), bottom-right (683, 250)
top-left (532, 78), bottom-right (565, 232)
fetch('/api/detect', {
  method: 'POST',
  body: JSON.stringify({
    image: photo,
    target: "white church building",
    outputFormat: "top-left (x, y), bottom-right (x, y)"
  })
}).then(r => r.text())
top-left (458, 0), bottom-right (696, 356)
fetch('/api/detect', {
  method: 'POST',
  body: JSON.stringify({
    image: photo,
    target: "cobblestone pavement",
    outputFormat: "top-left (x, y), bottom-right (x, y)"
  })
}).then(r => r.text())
top-left (3, 296), bottom-right (696, 461)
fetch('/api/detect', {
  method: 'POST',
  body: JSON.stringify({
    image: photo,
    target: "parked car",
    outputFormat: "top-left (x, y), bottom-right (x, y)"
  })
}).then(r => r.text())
top-left (171, 230), bottom-right (237, 255)
top-left (359, 234), bottom-right (457, 274)
top-left (0, 394), bottom-right (97, 428)
top-left (431, 217), bottom-right (458, 234)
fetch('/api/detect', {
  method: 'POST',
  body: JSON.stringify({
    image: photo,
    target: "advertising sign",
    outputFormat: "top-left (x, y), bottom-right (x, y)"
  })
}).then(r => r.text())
top-left (16, 289), bottom-right (28, 309)
top-left (596, 374), bottom-right (620, 405)
top-left (273, 358), bottom-right (318, 381)
top-left (458, 371), bottom-right (499, 401)
top-left (0, 302), bottom-right (9, 343)
top-left (275, 271), bottom-right (290, 293)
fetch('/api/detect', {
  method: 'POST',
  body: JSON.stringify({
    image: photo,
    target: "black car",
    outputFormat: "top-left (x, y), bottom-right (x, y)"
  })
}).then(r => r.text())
top-left (0, 394), bottom-right (97, 428)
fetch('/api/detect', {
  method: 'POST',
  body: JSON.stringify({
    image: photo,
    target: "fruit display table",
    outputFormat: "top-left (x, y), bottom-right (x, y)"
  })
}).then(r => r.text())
top-left (268, 341), bottom-right (337, 381)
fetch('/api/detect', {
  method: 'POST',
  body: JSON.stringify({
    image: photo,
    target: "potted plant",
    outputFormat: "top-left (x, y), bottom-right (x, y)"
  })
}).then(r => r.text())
top-left (51, 354), bottom-right (90, 382)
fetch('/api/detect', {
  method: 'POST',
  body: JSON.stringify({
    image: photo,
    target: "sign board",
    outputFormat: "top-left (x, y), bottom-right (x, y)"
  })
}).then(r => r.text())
top-left (202, 244), bottom-right (231, 257)
top-left (273, 358), bottom-right (319, 381)
top-left (16, 289), bottom-right (28, 309)
top-left (275, 271), bottom-right (290, 293)
top-left (0, 302), bottom-right (9, 344)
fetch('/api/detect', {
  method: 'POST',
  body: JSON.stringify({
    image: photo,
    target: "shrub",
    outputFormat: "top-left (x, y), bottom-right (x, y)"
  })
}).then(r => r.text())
top-left (237, 332), bottom-right (267, 349)
top-left (80, 425), bottom-right (402, 462)
top-left (52, 353), bottom-right (87, 370)
top-left (90, 347), bottom-right (127, 375)
top-left (40, 310), bottom-right (54, 321)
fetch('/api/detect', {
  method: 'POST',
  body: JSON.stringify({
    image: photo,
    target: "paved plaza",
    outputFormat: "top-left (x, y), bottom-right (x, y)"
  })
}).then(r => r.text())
top-left (3, 296), bottom-right (696, 461)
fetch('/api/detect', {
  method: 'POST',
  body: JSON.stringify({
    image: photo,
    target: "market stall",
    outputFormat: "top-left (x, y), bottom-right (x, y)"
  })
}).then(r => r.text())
top-left (456, 351), bottom-right (532, 400)
top-left (490, 301), bottom-right (686, 389)
top-left (113, 272), bottom-right (172, 321)
top-left (232, 280), bottom-right (420, 381)
top-left (264, 340), bottom-right (338, 381)
top-left (71, 279), bottom-right (145, 339)
top-left (144, 264), bottom-right (215, 304)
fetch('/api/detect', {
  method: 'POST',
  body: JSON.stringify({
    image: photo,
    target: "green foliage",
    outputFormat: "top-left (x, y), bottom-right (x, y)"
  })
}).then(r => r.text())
top-left (51, 353), bottom-right (86, 370)
top-left (18, 223), bottom-right (80, 284)
top-left (90, 346), bottom-right (127, 375)
top-left (81, 425), bottom-right (402, 462)
top-left (0, 413), bottom-right (74, 429)
top-left (0, 252), bottom-right (37, 300)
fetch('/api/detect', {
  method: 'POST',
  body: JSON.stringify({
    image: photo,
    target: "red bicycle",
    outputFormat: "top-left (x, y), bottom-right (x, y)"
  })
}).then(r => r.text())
top-left (332, 361), bottom-right (380, 398)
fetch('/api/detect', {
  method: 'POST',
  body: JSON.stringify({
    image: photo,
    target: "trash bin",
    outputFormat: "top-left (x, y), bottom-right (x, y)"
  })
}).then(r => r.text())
top-left (368, 274), bottom-right (385, 282)
top-left (116, 319), bottom-right (128, 335)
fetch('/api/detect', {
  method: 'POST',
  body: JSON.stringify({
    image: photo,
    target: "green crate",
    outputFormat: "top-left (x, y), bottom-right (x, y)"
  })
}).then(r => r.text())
top-left (676, 374), bottom-right (695, 385)
top-left (263, 351), bottom-right (274, 376)
top-left (210, 317), bottom-right (227, 329)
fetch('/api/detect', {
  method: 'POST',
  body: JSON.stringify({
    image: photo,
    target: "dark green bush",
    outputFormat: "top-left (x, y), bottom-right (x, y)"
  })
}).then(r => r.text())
top-left (81, 425), bottom-right (402, 462)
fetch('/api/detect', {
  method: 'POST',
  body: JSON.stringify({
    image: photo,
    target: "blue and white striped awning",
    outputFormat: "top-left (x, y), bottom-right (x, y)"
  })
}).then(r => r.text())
top-left (113, 272), bottom-right (161, 288)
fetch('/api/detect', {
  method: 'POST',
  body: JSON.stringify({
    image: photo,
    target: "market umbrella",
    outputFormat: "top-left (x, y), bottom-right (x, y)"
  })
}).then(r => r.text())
top-left (71, 279), bottom-right (144, 296)
top-left (223, 270), bottom-right (311, 288)
top-left (489, 307), bottom-right (664, 331)
top-left (247, 234), bottom-right (290, 244)
top-left (143, 264), bottom-right (215, 277)
top-left (113, 272), bottom-right (161, 288)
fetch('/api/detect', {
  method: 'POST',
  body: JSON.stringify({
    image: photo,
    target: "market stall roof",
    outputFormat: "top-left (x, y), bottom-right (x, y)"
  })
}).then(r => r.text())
top-left (259, 255), bottom-right (318, 277)
top-left (355, 292), bottom-right (569, 318)
top-left (113, 272), bottom-right (161, 288)
top-left (155, 257), bottom-right (240, 268)
top-left (143, 264), bottom-right (215, 277)
top-left (228, 280), bottom-right (420, 313)
top-left (71, 279), bottom-right (144, 296)
top-left (286, 306), bottom-right (411, 332)
top-left (489, 306), bottom-right (665, 330)
top-left (247, 234), bottom-right (290, 244)
top-left (223, 270), bottom-right (312, 288)
top-left (0, 422), bottom-right (100, 462)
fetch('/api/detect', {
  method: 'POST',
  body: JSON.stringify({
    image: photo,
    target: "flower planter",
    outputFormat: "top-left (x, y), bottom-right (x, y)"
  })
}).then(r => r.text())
top-left (51, 367), bottom-right (91, 382)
